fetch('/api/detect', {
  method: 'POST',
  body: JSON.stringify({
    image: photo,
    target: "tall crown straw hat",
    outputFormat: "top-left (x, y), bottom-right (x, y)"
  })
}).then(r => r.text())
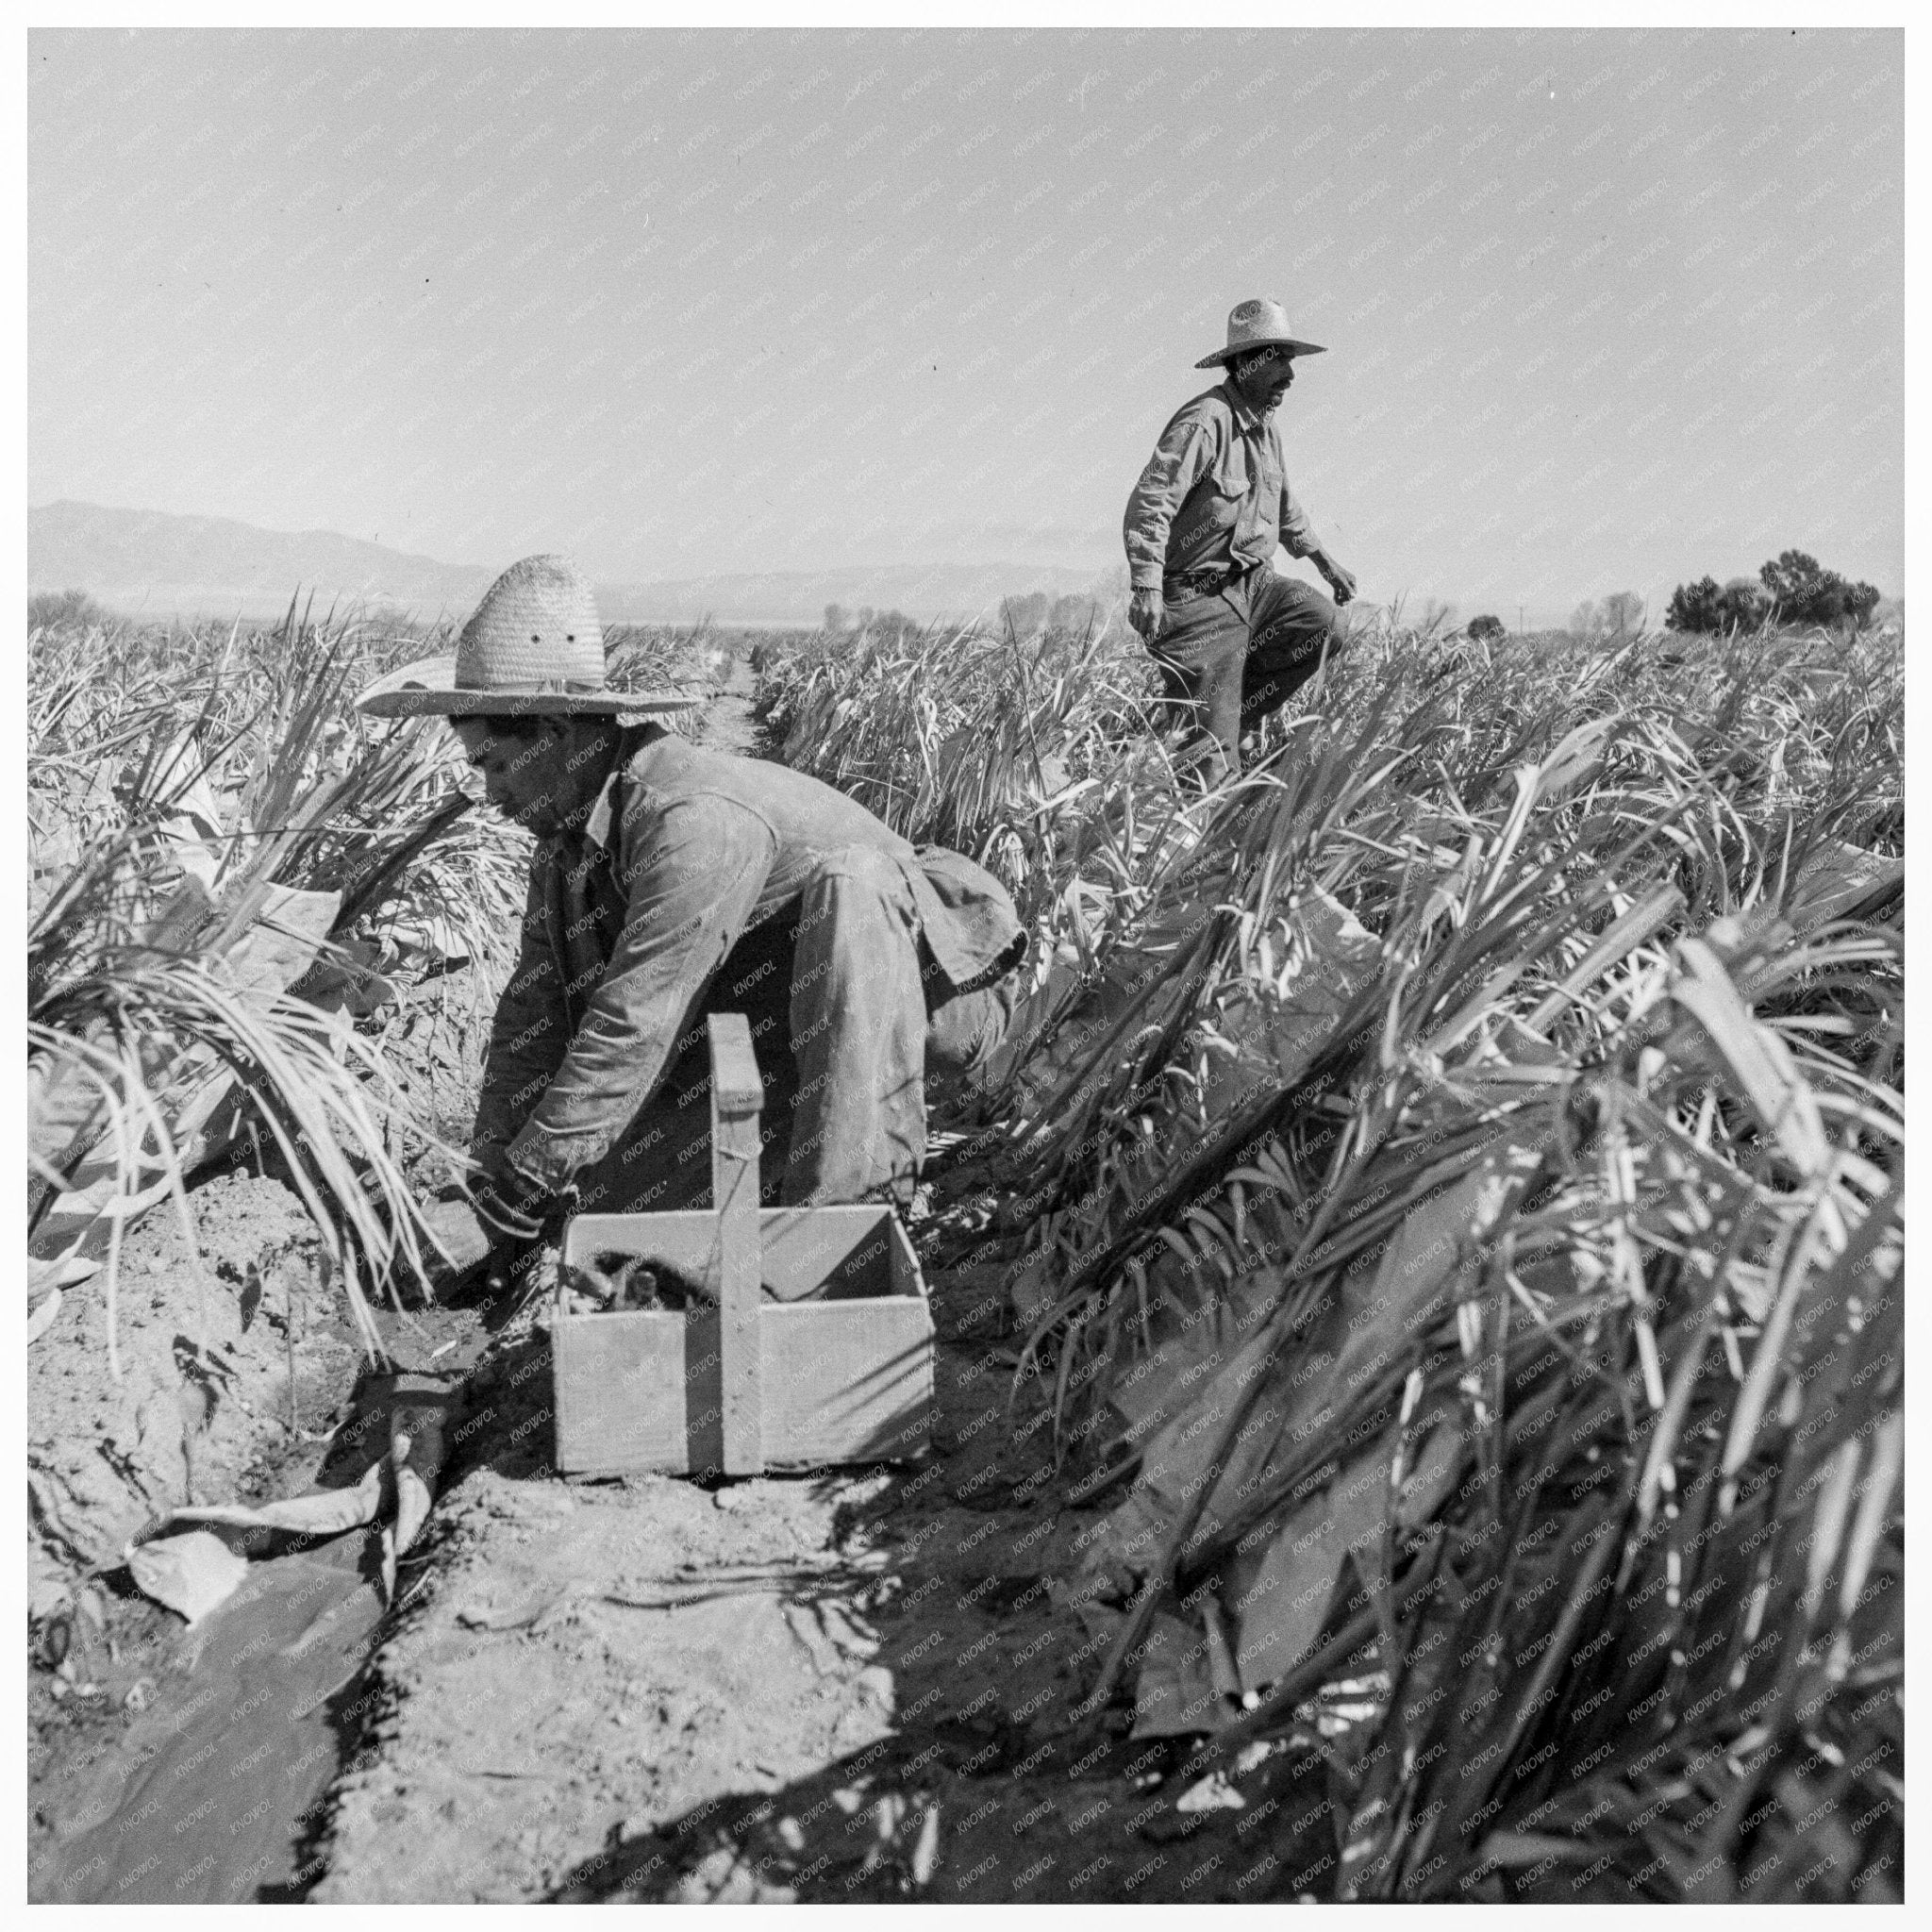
top-left (356, 554), bottom-right (698, 720)
top-left (1195, 296), bottom-right (1327, 369)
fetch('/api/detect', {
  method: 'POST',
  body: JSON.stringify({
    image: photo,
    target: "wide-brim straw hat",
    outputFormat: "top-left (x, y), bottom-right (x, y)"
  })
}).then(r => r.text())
top-left (1195, 296), bottom-right (1327, 369)
top-left (356, 554), bottom-right (698, 720)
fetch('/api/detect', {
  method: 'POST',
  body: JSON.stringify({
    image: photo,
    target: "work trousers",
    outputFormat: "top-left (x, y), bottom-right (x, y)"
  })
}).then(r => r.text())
top-left (570, 846), bottom-right (1016, 1220)
top-left (1148, 568), bottom-right (1346, 778)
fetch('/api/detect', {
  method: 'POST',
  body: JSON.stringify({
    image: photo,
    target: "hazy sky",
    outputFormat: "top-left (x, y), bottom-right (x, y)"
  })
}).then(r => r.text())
top-left (29, 26), bottom-right (1903, 621)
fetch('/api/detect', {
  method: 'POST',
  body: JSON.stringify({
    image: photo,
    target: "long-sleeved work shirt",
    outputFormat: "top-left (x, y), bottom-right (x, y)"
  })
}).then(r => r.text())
top-left (473, 727), bottom-right (1025, 1193)
top-left (1122, 378), bottom-right (1322, 591)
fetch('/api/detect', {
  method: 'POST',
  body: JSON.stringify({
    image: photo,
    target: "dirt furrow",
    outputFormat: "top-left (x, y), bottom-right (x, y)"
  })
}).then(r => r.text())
top-left (305, 1264), bottom-right (1327, 1903)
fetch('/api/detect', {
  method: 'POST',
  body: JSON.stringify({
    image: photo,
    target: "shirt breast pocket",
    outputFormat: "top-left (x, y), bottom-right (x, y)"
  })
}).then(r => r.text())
top-left (1174, 485), bottom-right (1241, 555)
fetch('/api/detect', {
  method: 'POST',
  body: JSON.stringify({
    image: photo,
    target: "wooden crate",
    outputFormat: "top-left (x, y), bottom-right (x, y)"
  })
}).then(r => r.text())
top-left (551, 1014), bottom-right (934, 1476)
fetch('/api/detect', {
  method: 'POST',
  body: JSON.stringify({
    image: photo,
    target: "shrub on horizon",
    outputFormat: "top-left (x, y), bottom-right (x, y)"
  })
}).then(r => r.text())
top-left (28, 587), bottom-right (109, 631)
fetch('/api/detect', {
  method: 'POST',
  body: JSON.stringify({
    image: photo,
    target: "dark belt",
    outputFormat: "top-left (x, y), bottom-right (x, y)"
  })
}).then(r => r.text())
top-left (1163, 562), bottom-right (1253, 600)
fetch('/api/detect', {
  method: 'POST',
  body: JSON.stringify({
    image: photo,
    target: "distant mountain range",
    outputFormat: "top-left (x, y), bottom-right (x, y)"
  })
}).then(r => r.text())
top-left (28, 501), bottom-right (1118, 626)
top-left (29, 501), bottom-right (496, 623)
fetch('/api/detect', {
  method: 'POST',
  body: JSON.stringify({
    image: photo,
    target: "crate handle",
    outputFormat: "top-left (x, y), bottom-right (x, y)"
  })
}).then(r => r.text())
top-left (708, 1014), bottom-right (764, 1476)
top-left (708, 1011), bottom-right (764, 1122)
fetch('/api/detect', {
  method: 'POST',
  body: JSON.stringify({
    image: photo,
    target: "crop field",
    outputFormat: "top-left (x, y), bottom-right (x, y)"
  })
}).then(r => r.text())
top-left (26, 607), bottom-right (727, 1590)
top-left (27, 595), bottom-right (1904, 1903)
top-left (759, 607), bottom-right (1904, 1901)
top-left (27, 608), bottom-right (730, 1284)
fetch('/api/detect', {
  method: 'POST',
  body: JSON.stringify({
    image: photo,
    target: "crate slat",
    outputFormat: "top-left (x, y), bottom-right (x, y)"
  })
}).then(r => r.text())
top-left (757, 1301), bottom-right (935, 1467)
top-left (708, 1016), bottom-right (765, 1474)
top-left (553, 1307), bottom-right (721, 1474)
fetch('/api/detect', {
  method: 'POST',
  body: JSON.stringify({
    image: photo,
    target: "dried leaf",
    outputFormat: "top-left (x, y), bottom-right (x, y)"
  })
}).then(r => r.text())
top-left (125, 1530), bottom-right (248, 1627)
top-left (170, 1451), bottom-right (388, 1539)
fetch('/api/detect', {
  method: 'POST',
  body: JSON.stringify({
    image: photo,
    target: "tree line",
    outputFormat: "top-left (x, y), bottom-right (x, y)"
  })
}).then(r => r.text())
top-left (1666, 550), bottom-right (1880, 634)
top-left (823, 591), bottom-right (1111, 641)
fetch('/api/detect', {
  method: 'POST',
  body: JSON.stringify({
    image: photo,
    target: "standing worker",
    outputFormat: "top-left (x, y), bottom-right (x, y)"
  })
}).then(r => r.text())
top-left (1124, 297), bottom-right (1360, 780)
top-left (357, 555), bottom-right (1028, 1283)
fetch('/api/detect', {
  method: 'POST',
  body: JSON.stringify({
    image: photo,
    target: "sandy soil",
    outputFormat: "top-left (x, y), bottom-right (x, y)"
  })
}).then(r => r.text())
top-left (308, 1262), bottom-right (1333, 1904)
top-left (28, 1174), bottom-right (358, 1607)
top-left (702, 651), bottom-right (763, 758)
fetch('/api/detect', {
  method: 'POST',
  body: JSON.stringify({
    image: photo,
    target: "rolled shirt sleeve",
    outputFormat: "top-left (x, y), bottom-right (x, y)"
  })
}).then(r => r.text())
top-left (504, 797), bottom-right (778, 1191)
top-left (1124, 414), bottom-right (1214, 591)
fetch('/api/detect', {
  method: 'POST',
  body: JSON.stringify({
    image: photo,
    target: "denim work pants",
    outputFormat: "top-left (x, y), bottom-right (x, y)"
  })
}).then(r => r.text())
top-left (1148, 568), bottom-right (1345, 777)
top-left (572, 846), bottom-right (1016, 1220)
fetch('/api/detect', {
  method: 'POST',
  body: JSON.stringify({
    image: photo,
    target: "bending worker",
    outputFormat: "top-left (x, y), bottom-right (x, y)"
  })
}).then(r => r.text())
top-left (1124, 296), bottom-right (1359, 780)
top-left (358, 555), bottom-right (1027, 1279)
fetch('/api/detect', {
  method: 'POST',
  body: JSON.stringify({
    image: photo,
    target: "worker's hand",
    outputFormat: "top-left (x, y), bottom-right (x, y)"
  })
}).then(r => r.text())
top-left (467, 1143), bottom-right (515, 1191)
top-left (418, 1197), bottom-right (497, 1286)
top-left (472, 1173), bottom-right (549, 1245)
top-left (1128, 588), bottom-right (1166, 641)
top-left (1316, 554), bottom-right (1357, 606)
top-left (458, 1149), bottom-right (553, 1244)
